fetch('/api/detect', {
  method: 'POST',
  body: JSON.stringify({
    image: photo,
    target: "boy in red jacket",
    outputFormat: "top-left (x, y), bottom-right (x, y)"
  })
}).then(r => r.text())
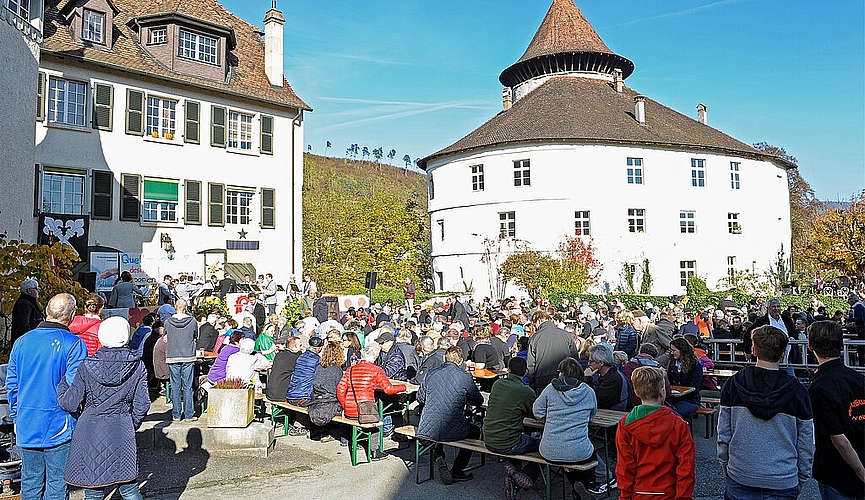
top-left (616, 366), bottom-right (695, 500)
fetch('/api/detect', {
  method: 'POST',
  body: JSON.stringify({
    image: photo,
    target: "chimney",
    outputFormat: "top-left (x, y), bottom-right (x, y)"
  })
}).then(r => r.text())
top-left (634, 95), bottom-right (646, 125)
top-left (613, 68), bottom-right (623, 93)
top-left (697, 103), bottom-right (707, 125)
top-left (502, 87), bottom-right (512, 111)
top-left (263, 1), bottom-right (285, 87)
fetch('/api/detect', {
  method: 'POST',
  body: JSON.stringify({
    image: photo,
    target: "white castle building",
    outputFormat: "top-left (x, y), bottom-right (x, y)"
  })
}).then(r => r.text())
top-left (419, 0), bottom-right (793, 298)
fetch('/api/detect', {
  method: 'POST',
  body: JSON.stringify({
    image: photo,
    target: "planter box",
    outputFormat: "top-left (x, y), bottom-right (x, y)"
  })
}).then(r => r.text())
top-left (207, 387), bottom-right (254, 428)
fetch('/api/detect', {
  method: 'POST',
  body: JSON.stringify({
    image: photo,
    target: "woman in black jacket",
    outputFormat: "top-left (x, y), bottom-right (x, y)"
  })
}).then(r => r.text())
top-left (667, 337), bottom-right (703, 418)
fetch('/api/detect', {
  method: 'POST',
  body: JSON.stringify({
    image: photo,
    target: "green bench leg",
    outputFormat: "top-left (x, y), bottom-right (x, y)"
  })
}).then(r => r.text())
top-left (164, 380), bottom-right (171, 404)
top-left (542, 464), bottom-right (551, 500)
top-left (350, 426), bottom-right (359, 466)
top-left (415, 439), bottom-right (436, 484)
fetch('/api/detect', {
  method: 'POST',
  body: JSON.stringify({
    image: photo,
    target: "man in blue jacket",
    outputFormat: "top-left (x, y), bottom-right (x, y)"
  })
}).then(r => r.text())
top-left (6, 293), bottom-right (87, 500)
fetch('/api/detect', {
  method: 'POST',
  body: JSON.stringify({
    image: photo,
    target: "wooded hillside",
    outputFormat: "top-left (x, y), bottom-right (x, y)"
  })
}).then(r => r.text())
top-left (302, 154), bottom-right (430, 293)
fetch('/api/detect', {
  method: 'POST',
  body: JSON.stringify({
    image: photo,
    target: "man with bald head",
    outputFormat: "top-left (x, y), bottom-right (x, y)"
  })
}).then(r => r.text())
top-left (6, 293), bottom-right (87, 500)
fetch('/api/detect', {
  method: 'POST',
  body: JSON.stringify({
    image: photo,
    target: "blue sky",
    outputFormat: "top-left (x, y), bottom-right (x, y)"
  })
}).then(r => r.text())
top-left (223, 0), bottom-right (865, 201)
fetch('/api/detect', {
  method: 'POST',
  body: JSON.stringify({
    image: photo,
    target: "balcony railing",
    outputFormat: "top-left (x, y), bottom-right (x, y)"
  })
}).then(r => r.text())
top-left (2, 5), bottom-right (42, 43)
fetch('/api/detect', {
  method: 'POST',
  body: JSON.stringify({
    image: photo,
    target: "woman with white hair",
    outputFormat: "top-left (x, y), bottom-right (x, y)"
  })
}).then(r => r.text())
top-left (225, 338), bottom-right (271, 392)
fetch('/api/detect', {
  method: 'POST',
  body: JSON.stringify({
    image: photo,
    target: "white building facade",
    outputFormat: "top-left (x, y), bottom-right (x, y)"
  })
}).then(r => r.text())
top-left (420, 0), bottom-right (792, 298)
top-left (28, 0), bottom-right (307, 286)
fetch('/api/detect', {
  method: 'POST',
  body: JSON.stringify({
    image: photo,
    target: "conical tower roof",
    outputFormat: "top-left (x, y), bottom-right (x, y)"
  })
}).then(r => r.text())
top-left (500, 0), bottom-right (634, 87)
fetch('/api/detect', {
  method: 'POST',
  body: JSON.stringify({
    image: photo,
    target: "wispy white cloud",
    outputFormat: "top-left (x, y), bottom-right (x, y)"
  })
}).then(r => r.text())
top-left (614, 0), bottom-right (751, 27)
top-left (320, 52), bottom-right (411, 66)
top-left (315, 99), bottom-right (495, 133)
top-left (317, 96), bottom-right (490, 109)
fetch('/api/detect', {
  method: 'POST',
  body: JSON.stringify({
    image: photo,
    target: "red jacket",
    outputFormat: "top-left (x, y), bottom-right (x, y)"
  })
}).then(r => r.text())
top-left (616, 406), bottom-right (695, 500)
top-left (69, 315), bottom-right (102, 356)
top-left (336, 361), bottom-right (405, 418)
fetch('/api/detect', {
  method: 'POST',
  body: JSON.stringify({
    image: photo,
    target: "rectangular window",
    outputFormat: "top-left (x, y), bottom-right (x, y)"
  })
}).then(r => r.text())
top-left (437, 219), bottom-right (444, 241)
top-left (679, 210), bottom-right (696, 234)
top-left (626, 157), bottom-right (643, 184)
top-left (730, 162), bottom-right (740, 189)
top-left (499, 211), bottom-right (516, 237)
top-left (146, 96), bottom-right (176, 139)
top-left (226, 190), bottom-right (253, 225)
top-left (680, 260), bottom-right (696, 287)
top-left (727, 256), bottom-right (737, 278)
top-left (470, 165), bottom-right (484, 192)
top-left (142, 178), bottom-right (178, 222)
top-left (6, 0), bottom-right (29, 18)
top-left (178, 29), bottom-right (218, 65)
top-left (627, 208), bottom-right (645, 233)
top-left (48, 78), bottom-right (87, 127)
top-left (691, 158), bottom-right (706, 187)
top-left (82, 9), bottom-right (104, 43)
top-left (428, 175), bottom-right (434, 200)
top-left (574, 210), bottom-right (590, 236)
top-left (42, 171), bottom-right (85, 215)
top-left (149, 27), bottom-right (167, 45)
top-left (728, 212), bottom-right (741, 234)
top-left (228, 111), bottom-right (253, 150)
top-left (513, 159), bottom-right (530, 187)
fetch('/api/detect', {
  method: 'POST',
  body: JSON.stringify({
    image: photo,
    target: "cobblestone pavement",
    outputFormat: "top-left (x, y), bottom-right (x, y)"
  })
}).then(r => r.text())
top-left (127, 412), bottom-right (821, 500)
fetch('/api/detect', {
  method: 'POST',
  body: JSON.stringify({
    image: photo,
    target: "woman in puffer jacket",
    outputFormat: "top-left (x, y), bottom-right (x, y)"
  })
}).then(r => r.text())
top-left (613, 310), bottom-right (639, 359)
top-left (59, 316), bottom-right (151, 500)
top-left (69, 294), bottom-right (105, 355)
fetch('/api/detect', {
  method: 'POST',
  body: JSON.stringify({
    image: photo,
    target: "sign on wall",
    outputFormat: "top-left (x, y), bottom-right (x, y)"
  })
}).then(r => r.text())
top-left (38, 213), bottom-right (89, 258)
top-left (90, 252), bottom-right (120, 292)
top-left (121, 253), bottom-right (155, 287)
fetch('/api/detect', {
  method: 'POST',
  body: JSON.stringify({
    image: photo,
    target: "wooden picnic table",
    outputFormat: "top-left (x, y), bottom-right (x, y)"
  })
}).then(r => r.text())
top-left (705, 368), bottom-right (738, 378)
top-left (671, 385), bottom-right (696, 397)
top-left (471, 368), bottom-right (508, 379)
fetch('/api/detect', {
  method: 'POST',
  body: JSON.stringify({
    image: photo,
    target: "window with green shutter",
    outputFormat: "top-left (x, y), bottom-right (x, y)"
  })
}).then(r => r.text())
top-left (36, 73), bottom-right (45, 122)
top-left (142, 179), bottom-right (179, 222)
top-left (185, 180), bottom-right (202, 225)
top-left (211, 105), bottom-right (226, 147)
top-left (91, 170), bottom-right (113, 219)
top-left (185, 100), bottom-right (200, 144)
top-left (260, 115), bottom-right (273, 155)
top-left (208, 182), bottom-right (225, 226)
top-left (260, 187), bottom-right (275, 228)
top-left (93, 83), bottom-right (113, 131)
top-left (120, 173), bottom-right (141, 221)
top-left (125, 89), bottom-right (144, 136)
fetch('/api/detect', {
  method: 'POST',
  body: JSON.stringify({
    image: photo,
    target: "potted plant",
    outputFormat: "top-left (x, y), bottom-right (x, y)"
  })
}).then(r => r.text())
top-left (150, 131), bottom-right (159, 138)
top-left (165, 132), bottom-right (174, 140)
top-left (207, 378), bottom-right (255, 428)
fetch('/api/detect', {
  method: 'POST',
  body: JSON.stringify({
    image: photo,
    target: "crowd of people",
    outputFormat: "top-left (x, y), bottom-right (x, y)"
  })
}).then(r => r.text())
top-left (3, 274), bottom-right (864, 500)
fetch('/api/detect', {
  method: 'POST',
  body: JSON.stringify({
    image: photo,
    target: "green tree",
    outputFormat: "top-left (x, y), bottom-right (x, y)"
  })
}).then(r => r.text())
top-left (639, 258), bottom-right (653, 294)
top-left (500, 250), bottom-right (557, 300)
top-left (361, 146), bottom-right (370, 161)
top-left (403, 154), bottom-right (411, 169)
top-left (387, 149), bottom-right (396, 165)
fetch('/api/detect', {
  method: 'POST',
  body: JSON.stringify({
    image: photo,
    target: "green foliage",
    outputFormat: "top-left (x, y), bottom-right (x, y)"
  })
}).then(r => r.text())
top-left (500, 250), bottom-right (558, 300)
top-left (639, 259), bottom-right (653, 295)
top-left (281, 298), bottom-right (306, 322)
top-left (0, 234), bottom-right (89, 316)
top-left (342, 286), bottom-right (433, 307)
top-left (548, 290), bottom-right (671, 310)
top-left (192, 297), bottom-right (230, 318)
top-left (302, 154), bottom-right (430, 294)
top-left (622, 263), bottom-right (635, 294)
top-left (500, 235), bottom-right (601, 301)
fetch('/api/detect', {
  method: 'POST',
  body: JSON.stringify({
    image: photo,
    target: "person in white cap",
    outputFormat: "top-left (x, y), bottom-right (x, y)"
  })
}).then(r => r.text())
top-left (10, 278), bottom-right (44, 344)
top-left (58, 316), bottom-right (149, 500)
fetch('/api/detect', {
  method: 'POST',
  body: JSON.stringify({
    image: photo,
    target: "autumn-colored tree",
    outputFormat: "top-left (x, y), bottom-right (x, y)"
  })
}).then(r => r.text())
top-left (557, 234), bottom-right (602, 287)
top-left (499, 250), bottom-right (558, 301)
top-left (752, 142), bottom-right (821, 276)
top-left (500, 234), bottom-right (602, 300)
top-left (805, 192), bottom-right (865, 276)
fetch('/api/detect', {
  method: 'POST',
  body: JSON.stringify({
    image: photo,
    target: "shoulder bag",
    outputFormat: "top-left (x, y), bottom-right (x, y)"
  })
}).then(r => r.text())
top-left (349, 367), bottom-right (380, 424)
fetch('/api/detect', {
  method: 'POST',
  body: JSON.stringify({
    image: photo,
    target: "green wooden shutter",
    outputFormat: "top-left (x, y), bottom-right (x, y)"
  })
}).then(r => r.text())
top-left (210, 105), bottom-right (226, 147)
top-left (260, 187), bottom-right (275, 229)
top-left (36, 73), bottom-right (45, 122)
top-left (260, 115), bottom-right (273, 155)
top-left (125, 89), bottom-right (144, 136)
top-left (33, 164), bottom-right (41, 216)
top-left (120, 173), bottom-right (141, 221)
top-left (208, 182), bottom-right (225, 226)
top-left (185, 180), bottom-right (202, 225)
top-left (93, 83), bottom-right (113, 131)
top-left (185, 100), bottom-right (200, 144)
top-left (91, 170), bottom-right (113, 220)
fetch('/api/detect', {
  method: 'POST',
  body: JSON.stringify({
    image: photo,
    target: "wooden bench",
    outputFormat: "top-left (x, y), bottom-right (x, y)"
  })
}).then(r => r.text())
top-left (267, 399), bottom-right (383, 466)
top-left (394, 425), bottom-right (597, 500)
top-left (691, 407), bottom-right (716, 439)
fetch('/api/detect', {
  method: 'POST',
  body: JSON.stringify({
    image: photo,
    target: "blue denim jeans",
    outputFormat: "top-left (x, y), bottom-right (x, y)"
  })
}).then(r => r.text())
top-left (818, 482), bottom-right (865, 500)
top-left (83, 483), bottom-right (142, 500)
top-left (486, 433), bottom-right (541, 480)
top-left (21, 441), bottom-right (70, 500)
top-left (168, 362), bottom-right (195, 420)
top-left (725, 478), bottom-right (799, 500)
top-left (382, 415), bottom-right (393, 435)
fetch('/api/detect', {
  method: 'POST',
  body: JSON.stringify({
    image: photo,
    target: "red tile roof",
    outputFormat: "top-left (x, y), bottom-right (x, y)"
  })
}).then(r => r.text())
top-left (43, 0), bottom-right (309, 110)
top-left (517, 0), bottom-right (614, 63)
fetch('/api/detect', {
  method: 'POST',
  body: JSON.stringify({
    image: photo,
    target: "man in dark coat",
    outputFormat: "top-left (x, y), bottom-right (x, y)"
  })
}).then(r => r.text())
top-left (218, 275), bottom-right (237, 298)
top-left (526, 310), bottom-right (578, 393)
top-left (636, 311), bottom-right (673, 368)
top-left (245, 294), bottom-right (267, 334)
top-left (196, 314), bottom-right (219, 352)
top-left (10, 279), bottom-right (44, 344)
top-left (417, 347), bottom-right (484, 485)
top-left (312, 294), bottom-right (329, 324)
top-left (449, 295), bottom-right (470, 330)
top-left (266, 337), bottom-right (302, 402)
top-left (412, 336), bottom-right (446, 385)
top-left (744, 298), bottom-right (794, 360)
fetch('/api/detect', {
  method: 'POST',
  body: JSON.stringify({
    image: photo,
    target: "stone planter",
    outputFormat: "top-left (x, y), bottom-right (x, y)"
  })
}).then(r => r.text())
top-left (207, 387), bottom-right (254, 428)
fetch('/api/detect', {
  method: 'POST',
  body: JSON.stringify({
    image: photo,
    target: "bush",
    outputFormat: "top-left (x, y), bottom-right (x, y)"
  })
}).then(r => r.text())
top-left (281, 298), bottom-right (306, 322)
top-left (342, 286), bottom-right (434, 307)
top-left (192, 297), bottom-right (230, 318)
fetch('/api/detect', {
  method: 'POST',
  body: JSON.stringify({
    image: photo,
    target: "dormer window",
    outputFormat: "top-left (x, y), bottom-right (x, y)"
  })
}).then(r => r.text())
top-left (149, 27), bottom-right (167, 45)
top-left (6, 0), bottom-right (29, 18)
top-left (178, 29), bottom-right (218, 65)
top-left (82, 9), bottom-right (104, 44)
